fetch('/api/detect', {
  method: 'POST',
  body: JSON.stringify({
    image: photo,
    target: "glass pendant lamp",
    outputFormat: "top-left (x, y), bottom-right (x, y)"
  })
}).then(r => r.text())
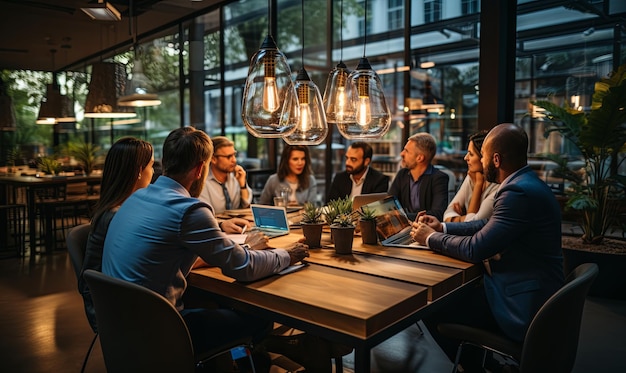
top-left (282, 68), bottom-right (328, 145)
top-left (282, 0), bottom-right (328, 145)
top-left (338, 0), bottom-right (391, 139)
top-left (241, 0), bottom-right (296, 138)
top-left (323, 0), bottom-right (352, 124)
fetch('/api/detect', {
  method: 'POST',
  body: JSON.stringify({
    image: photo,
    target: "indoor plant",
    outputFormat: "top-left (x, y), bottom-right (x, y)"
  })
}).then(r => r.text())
top-left (358, 206), bottom-right (379, 245)
top-left (66, 140), bottom-right (100, 176)
top-left (301, 202), bottom-right (324, 248)
top-left (330, 213), bottom-right (355, 255)
top-left (37, 156), bottom-right (62, 175)
top-left (534, 63), bottom-right (626, 298)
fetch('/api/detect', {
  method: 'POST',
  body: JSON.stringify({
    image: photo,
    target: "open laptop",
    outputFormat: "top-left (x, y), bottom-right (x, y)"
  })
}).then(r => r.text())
top-left (352, 193), bottom-right (389, 211)
top-left (250, 204), bottom-right (290, 238)
top-left (360, 196), bottom-right (429, 249)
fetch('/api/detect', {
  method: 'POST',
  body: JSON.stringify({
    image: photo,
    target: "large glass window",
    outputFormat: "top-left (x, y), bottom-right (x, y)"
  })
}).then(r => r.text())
top-left (424, 0), bottom-right (442, 23)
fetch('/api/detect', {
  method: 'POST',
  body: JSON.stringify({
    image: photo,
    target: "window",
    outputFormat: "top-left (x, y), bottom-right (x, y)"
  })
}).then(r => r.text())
top-left (358, 0), bottom-right (373, 37)
top-left (462, 0), bottom-right (480, 15)
top-left (424, 0), bottom-right (442, 23)
top-left (388, 0), bottom-right (403, 30)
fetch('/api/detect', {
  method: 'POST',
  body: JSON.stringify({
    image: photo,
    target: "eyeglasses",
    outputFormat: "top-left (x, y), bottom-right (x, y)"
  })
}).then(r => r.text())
top-left (214, 152), bottom-right (237, 160)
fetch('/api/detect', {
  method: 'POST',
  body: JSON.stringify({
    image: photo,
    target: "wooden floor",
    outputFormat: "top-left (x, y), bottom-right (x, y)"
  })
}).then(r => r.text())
top-left (1, 250), bottom-right (625, 372)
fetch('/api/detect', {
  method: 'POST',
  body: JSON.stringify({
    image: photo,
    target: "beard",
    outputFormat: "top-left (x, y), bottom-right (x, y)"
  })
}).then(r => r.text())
top-left (347, 163), bottom-right (366, 175)
top-left (485, 160), bottom-right (498, 183)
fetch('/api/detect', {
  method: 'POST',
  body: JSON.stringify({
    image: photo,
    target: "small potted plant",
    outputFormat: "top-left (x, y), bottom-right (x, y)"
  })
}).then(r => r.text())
top-left (6, 145), bottom-right (21, 174)
top-left (66, 140), bottom-right (100, 176)
top-left (301, 202), bottom-right (324, 248)
top-left (324, 196), bottom-right (353, 242)
top-left (37, 156), bottom-right (62, 176)
top-left (331, 213), bottom-right (355, 255)
top-left (358, 206), bottom-right (378, 245)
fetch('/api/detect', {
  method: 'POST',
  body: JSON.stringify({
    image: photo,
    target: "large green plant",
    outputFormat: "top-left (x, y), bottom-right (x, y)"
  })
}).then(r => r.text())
top-left (65, 140), bottom-right (100, 176)
top-left (534, 64), bottom-right (626, 244)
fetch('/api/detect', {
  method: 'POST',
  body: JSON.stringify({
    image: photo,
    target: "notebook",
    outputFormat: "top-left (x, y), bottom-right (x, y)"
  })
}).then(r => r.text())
top-left (250, 204), bottom-right (290, 238)
top-left (360, 196), bottom-right (429, 249)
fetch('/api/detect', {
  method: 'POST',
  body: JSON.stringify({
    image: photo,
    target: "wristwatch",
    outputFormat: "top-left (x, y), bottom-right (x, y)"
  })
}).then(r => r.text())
top-left (241, 244), bottom-right (251, 250)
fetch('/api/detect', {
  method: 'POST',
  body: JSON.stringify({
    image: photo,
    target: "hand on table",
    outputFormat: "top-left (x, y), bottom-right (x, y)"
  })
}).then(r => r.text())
top-left (244, 231), bottom-right (270, 250)
top-left (287, 243), bottom-right (310, 265)
top-left (220, 218), bottom-right (251, 234)
top-left (410, 214), bottom-right (443, 246)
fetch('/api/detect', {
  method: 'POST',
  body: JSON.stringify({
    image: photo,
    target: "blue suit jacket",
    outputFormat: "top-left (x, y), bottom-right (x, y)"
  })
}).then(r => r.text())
top-left (428, 166), bottom-right (564, 341)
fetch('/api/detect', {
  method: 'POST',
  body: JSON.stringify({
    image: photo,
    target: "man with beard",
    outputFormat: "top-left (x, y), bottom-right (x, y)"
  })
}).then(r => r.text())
top-left (326, 142), bottom-right (389, 202)
top-left (199, 136), bottom-right (253, 215)
top-left (388, 132), bottom-right (449, 220)
top-left (102, 127), bottom-right (309, 361)
top-left (411, 123), bottom-right (564, 372)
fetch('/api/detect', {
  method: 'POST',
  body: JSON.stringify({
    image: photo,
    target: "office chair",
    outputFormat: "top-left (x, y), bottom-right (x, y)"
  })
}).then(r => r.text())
top-left (83, 269), bottom-right (257, 373)
top-left (66, 223), bottom-right (98, 373)
top-left (438, 263), bottom-right (599, 373)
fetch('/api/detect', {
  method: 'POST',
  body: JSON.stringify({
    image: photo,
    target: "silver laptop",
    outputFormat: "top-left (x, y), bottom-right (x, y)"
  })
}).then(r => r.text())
top-left (250, 204), bottom-right (290, 238)
top-left (360, 196), bottom-right (428, 249)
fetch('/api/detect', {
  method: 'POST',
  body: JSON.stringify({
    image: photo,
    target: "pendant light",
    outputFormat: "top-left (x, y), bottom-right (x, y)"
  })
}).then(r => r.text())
top-left (322, 0), bottom-right (352, 124)
top-left (37, 50), bottom-right (76, 124)
top-left (340, 0), bottom-right (391, 139)
top-left (118, 2), bottom-right (161, 108)
top-left (282, 0), bottom-right (328, 146)
top-left (241, 0), bottom-right (296, 138)
top-left (84, 61), bottom-right (137, 119)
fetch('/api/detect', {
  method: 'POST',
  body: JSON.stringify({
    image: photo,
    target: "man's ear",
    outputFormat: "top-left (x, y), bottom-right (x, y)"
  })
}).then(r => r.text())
top-left (195, 161), bottom-right (205, 179)
top-left (364, 157), bottom-right (371, 167)
top-left (493, 153), bottom-right (501, 168)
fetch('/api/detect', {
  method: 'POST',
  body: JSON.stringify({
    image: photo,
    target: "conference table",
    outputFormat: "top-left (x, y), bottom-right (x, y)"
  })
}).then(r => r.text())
top-left (0, 173), bottom-right (101, 255)
top-left (188, 228), bottom-right (482, 372)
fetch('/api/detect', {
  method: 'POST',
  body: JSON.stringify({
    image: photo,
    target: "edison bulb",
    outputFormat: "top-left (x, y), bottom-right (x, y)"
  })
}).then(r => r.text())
top-left (263, 76), bottom-right (280, 112)
top-left (335, 86), bottom-right (347, 122)
top-left (356, 96), bottom-right (371, 126)
top-left (299, 102), bottom-right (313, 134)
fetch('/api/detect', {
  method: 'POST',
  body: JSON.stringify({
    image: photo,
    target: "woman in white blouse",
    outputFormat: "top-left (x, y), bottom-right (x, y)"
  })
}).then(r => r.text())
top-left (444, 130), bottom-right (499, 222)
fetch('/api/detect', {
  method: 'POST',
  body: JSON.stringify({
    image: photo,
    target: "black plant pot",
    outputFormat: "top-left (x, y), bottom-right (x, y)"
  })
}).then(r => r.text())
top-left (331, 226), bottom-right (355, 255)
top-left (302, 223), bottom-right (324, 248)
top-left (360, 219), bottom-right (378, 245)
top-left (562, 246), bottom-right (626, 300)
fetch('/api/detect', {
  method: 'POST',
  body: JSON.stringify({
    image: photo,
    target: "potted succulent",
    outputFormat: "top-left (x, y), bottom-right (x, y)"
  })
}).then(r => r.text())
top-left (533, 62), bottom-right (626, 299)
top-left (358, 206), bottom-right (379, 245)
top-left (301, 202), bottom-right (324, 248)
top-left (5, 145), bottom-right (21, 174)
top-left (324, 197), bottom-right (353, 243)
top-left (331, 213), bottom-right (356, 255)
top-left (37, 156), bottom-right (62, 176)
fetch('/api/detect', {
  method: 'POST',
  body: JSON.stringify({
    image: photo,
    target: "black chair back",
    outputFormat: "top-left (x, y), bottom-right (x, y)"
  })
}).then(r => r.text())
top-left (83, 269), bottom-right (196, 373)
top-left (67, 223), bottom-right (91, 280)
top-left (520, 263), bottom-right (599, 372)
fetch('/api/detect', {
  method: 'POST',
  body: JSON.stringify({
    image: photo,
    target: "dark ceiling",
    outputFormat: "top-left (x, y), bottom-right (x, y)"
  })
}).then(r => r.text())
top-left (0, 0), bottom-right (223, 72)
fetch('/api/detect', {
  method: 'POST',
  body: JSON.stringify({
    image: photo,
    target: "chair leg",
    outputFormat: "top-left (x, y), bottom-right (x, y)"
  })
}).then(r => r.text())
top-left (81, 333), bottom-right (98, 373)
top-left (451, 342), bottom-right (464, 373)
top-left (334, 356), bottom-right (343, 373)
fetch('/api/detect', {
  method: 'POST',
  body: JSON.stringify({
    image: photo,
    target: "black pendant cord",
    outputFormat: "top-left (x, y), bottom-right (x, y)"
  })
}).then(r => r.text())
top-left (301, 0), bottom-right (305, 67)
top-left (363, 0), bottom-right (368, 58)
top-left (340, 0), bottom-right (344, 61)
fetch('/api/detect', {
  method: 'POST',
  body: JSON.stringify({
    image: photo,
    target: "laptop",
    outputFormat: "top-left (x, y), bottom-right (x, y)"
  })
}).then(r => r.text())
top-left (360, 196), bottom-right (429, 249)
top-left (352, 193), bottom-right (389, 211)
top-left (250, 204), bottom-right (290, 238)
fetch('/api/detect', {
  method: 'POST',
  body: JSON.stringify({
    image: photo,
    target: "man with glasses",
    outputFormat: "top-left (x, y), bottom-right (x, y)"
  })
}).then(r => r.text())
top-left (199, 136), bottom-right (252, 215)
top-left (388, 132), bottom-right (449, 220)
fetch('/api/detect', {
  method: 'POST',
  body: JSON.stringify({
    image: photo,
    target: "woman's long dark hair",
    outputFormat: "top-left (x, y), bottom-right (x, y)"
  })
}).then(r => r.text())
top-left (91, 137), bottom-right (153, 224)
top-left (277, 144), bottom-right (312, 190)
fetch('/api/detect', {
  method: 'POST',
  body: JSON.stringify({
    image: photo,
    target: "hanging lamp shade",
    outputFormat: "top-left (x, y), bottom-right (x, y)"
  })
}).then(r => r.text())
top-left (282, 68), bottom-right (328, 146)
top-left (0, 77), bottom-right (16, 131)
top-left (118, 52), bottom-right (161, 107)
top-left (241, 35), bottom-right (296, 138)
top-left (36, 79), bottom-right (76, 124)
top-left (322, 61), bottom-right (353, 124)
top-left (85, 61), bottom-right (136, 118)
top-left (338, 57), bottom-right (391, 139)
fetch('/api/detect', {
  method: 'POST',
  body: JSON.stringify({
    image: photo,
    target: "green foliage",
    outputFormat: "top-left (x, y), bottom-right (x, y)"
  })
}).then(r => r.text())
top-left (324, 196), bottom-right (352, 225)
top-left (533, 63), bottom-right (626, 244)
top-left (301, 202), bottom-right (323, 224)
top-left (357, 206), bottom-right (378, 221)
top-left (37, 156), bottom-right (62, 175)
top-left (5, 145), bottom-right (21, 167)
top-left (332, 213), bottom-right (354, 228)
top-left (64, 140), bottom-right (100, 175)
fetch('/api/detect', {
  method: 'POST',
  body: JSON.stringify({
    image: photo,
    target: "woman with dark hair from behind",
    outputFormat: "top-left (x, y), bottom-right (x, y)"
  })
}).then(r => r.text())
top-left (443, 130), bottom-right (498, 222)
top-left (79, 137), bottom-right (154, 332)
top-left (259, 144), bottom-right (317, 206)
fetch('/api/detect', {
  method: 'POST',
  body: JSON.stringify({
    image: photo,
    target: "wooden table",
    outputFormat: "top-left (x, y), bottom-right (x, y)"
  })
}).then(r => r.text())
top-left (0, 174), bottom-right (101, 255)
top-left (188, 230), bottom-right (480, 372)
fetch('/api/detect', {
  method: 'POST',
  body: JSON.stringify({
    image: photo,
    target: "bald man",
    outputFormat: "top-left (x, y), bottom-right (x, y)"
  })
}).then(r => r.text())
top-left (411, 123), bottom-right (564, 367)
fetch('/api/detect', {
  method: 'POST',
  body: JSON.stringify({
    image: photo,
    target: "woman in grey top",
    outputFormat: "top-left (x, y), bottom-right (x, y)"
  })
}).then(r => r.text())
top-left (259, 144), bottom-right (317, 206)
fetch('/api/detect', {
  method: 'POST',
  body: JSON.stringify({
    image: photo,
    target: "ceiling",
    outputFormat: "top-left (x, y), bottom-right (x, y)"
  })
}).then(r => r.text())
top-left (0, 0), bottom-right (223, 72)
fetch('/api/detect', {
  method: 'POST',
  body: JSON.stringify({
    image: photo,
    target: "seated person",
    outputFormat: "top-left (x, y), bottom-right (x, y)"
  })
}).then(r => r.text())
top-left (327, 141), bottom-right (389, 203)
top-left (102, 127), bottom-right (309, 357)
top-left (388, 132), bottom-right (449, 220)
top-left (443, 130), bottom-right (498, 222)
top-left (198, 136), bottom-right (253, 214)
top-left (259, 144), bottom-right (317, 206)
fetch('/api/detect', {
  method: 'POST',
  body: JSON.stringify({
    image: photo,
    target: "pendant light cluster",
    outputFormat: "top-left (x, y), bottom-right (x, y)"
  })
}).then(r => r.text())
top-left (325, 0), bottom-right (390, 139)
top-left (241, 0), bottom-right (390, 144)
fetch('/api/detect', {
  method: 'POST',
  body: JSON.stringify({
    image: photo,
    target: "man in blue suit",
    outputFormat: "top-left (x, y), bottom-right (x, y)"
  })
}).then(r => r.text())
top-left (412, 123), bottom-right (564, 369)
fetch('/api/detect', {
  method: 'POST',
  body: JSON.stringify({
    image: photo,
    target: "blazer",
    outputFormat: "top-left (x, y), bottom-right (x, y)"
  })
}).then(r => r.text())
top-left (326, 167), bottom-right (389, 202)
top-left (388, 165), bottom-right (449, 220)
top-left (428, 165), bottom-right (565, 341)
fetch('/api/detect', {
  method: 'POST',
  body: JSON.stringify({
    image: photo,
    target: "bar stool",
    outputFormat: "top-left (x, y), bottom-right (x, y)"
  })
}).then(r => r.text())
top-left (0, 203), bottom-right (27, 257)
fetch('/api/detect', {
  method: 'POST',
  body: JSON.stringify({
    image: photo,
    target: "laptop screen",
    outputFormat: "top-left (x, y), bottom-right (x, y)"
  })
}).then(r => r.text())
top-left (361, 196), bottom-right (411, 240)
top-left (250, 205), bottom-right (289, 232)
